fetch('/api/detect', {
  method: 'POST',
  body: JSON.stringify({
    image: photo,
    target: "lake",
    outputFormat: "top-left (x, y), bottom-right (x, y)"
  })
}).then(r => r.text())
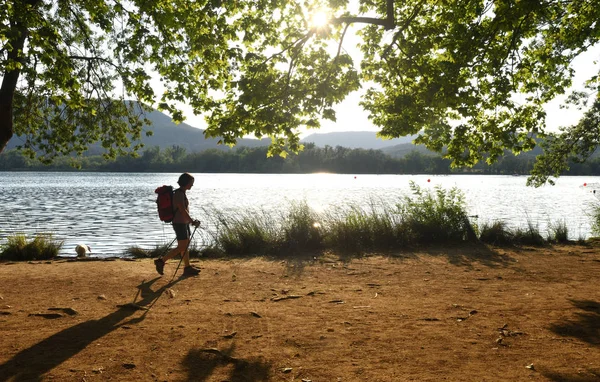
top-left (1, 172), bottom-right (598, 257)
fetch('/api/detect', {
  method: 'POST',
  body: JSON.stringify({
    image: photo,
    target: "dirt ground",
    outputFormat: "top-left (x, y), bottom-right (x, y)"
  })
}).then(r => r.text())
top-left (0, 243), bottom-right (599, 382)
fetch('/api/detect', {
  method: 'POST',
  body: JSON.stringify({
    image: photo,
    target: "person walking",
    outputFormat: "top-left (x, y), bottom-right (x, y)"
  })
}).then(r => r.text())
top-left (154, 173), bottom-right (201, 277)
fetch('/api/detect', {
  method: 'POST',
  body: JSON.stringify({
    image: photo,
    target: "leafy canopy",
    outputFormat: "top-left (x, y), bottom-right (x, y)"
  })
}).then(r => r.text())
top-left (2, 0), bottom-right (599, 184)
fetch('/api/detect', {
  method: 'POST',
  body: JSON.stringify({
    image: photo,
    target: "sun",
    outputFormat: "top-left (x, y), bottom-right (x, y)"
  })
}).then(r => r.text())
top-left (310, 10), bottom-right (329, 29)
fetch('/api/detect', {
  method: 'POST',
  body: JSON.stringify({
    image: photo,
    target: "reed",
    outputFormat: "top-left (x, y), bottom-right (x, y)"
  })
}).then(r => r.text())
top-left (125, 241), bottom-right (207, 259)
top-left (478, 221), bottom-right (515, 246)
top-left (0, 233), bottom-right (63, 261)
top-left (513, 220), bottom-right (546, 246)
top-left (548, 220), bottom-right (569, 243)
top-left (124, 243), bottom-right (173, 258)
top-left (203, 182), bottom-right (475, 256)
top-left (590, 203), bottom-right (600, 238)
top-left (211, 209), bottom-right (280, 256)
top-left (322, 204), bottom-right (401, 252)
top-left (279, 201), bottom-right (324, 253)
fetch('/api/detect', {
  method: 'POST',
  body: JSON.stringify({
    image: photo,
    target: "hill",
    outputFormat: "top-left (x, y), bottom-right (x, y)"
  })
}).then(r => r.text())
top-left (6, 105), bottom-right (431, 154)
top-left (301, 131), bottom-right (418, 150)
top-left (5, 106), bottom-right (271, 154)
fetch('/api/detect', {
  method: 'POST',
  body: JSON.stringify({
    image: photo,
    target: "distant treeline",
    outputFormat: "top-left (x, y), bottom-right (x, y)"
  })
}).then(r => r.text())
top-left (2, 143), bottom-right (600, 175)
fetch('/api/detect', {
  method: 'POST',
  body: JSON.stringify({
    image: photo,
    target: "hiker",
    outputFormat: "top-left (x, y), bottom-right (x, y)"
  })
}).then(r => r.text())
top-left (154, 172), bottom-right (201, 276)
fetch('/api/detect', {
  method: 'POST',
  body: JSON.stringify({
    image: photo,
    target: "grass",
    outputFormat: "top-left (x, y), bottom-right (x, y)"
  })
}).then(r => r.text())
top-left (513, 220), bottom-right (546, 246)
top-left (479, 221), bottom-right (515, 246)
top-left (591, 203), bottom-right (600, 237)
top-left (0, 233), bottom-right (63, 261)
top-left (196, 182), bottom-right (480, 257)
top-left (124, 241), bottom-right (207, 259)
top-left (548, 220), bottom-right (569, 243)
top-left (108, 185), bottom-right (594, 259)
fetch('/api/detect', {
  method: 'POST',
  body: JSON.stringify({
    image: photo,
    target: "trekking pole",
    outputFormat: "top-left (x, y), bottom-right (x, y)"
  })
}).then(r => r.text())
top-left (164, 237), bottom-right (177, 252)
top-left (170, 225), bottom-right (199, 282)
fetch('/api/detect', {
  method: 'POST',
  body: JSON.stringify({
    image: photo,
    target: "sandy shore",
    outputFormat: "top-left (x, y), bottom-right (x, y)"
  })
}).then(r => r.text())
top-left (0, 243), bottom-right (599, 381)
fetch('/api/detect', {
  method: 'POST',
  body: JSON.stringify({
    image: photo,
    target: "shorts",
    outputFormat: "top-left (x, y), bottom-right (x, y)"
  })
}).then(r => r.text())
top-left (173, 223), bottom-right (191, 241)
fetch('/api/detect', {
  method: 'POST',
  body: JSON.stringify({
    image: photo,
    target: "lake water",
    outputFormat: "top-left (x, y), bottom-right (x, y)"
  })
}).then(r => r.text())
top-left (1, 172), bottom-right (599, 258)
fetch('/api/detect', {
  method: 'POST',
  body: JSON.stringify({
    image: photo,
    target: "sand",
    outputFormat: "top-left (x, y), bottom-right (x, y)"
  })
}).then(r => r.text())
top-left (0, 243), bottom-right (599, 381)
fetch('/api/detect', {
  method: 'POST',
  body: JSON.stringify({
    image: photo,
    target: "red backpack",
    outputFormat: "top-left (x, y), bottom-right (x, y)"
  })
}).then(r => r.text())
top-left (155, 185), bottom-right (175, 223)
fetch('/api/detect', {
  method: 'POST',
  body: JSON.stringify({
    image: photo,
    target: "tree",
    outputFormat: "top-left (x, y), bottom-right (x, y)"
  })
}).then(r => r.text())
top-left (2, 1), bottom-right (599, 185)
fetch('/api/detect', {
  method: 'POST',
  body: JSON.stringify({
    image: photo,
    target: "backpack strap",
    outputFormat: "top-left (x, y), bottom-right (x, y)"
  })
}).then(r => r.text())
top-left (172, 188), bottom-right (181, 219)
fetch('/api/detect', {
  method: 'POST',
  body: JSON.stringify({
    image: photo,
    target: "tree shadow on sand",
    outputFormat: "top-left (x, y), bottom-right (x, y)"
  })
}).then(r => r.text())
top-left (549, 299), bottom-right (600, 346)
top-left (182, 344), bottom-right (271, 382)
top-left (271, 242), bottom-right (516, 277)
top-left (0, 276), bottom-right (183, 382)
top-left (541, 300), bottom-right (600, 381)
top-left (416, 242), bottom-right (517, 268)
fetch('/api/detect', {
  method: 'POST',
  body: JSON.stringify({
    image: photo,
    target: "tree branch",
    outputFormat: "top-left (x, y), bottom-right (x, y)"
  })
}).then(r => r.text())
top-left (331, 0), bottom-right (396, 30)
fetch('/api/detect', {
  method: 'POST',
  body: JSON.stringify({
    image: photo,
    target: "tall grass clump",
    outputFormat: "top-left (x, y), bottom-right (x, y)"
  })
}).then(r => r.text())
top-left (124, 242), bottom-right (176, 258)
top-left (590, 204), bottom-right (600, 238)
top-left (513, 220), bottom-right (546, 246)
top-left (212, 209), bottom-right (280, 256)
top-left (279, 201), bottom-right (323, 253)
top-left (548, 220), bottom-right (569, 243)
top-left (322, 203), bottom-right (401, 252)
top-left (398, 181), bottom-right (475, 244)
top-left (478, 221), bottom-right (514, 246)
top-left (125, 239), bottom-right (210, 259)
top-left (0, 233), bottom-right (63, 261)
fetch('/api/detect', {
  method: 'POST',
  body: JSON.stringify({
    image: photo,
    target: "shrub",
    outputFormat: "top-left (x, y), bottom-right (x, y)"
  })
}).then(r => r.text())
top-left (0, 233), bottom-right (63, 261)
top-left (397, 181), bottom-right (474, 244)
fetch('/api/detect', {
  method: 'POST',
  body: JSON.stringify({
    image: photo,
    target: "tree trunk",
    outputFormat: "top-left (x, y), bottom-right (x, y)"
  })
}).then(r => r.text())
top-left (0, 1), bottom-right (38, 154)
top-left (0, 97), bottom-right (12, 154)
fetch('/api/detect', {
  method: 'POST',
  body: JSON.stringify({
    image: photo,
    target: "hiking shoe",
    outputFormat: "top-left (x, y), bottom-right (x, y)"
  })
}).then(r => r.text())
top-left (183, 266), bottom-right (200, 276)
top-left (154, 258), bottom-right (165, 275)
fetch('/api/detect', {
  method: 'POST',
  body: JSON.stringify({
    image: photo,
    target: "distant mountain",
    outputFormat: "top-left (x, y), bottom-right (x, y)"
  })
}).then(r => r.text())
top-left (301, 131), bottom-right (418, 150)
top-left (5, 106), bottom-right (271, 154)
top-left (6, 105), bottom-right (427, 154)
top-left (134, 108), bottom-right (271, 152)
top-left (381, 142), bottom-right (438, 157)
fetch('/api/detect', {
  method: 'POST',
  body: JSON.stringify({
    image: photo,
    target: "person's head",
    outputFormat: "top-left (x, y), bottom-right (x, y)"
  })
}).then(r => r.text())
top-left (178, 172), bottom-right (195, 189)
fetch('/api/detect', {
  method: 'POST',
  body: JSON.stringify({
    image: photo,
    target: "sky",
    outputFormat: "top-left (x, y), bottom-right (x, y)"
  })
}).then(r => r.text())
top-left (174, 6), bottom-right (600, 140)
